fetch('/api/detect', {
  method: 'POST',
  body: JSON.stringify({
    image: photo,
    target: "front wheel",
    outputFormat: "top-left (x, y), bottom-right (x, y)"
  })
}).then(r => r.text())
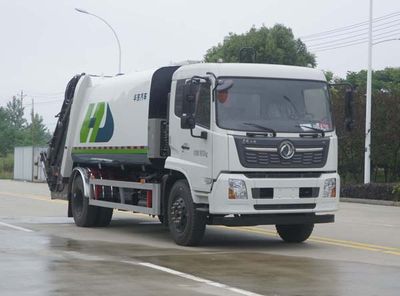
top-left (276, 224), bottom-right (314, 243)
top-left (168, 180), bottom-right (206, 246)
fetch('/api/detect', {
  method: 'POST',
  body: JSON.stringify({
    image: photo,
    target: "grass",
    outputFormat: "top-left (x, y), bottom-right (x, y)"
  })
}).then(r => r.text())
top-left (0, 154), bottom-right (13, 179)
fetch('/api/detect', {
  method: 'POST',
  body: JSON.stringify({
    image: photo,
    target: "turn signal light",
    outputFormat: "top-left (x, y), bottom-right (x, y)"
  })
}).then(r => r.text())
top-left (323, 178), bottom-right (337, 198)
top-left (228, 179), bottom-right (248, 199)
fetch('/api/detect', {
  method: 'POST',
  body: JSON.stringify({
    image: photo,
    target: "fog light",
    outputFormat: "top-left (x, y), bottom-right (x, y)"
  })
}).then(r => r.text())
top-left (323, 178), bottom-right (336, 198)
top-left (228, 179), bottom-right (248, 199)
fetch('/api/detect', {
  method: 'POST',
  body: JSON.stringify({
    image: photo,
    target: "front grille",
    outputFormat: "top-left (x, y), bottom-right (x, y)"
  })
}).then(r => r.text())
top-left (244, 172), bottom-right (322, 178)
top-left (251, 187), bottom-right (320, 199)
top-left (235, 137), bottom-right (330, 168)
top-left (244, 150), bottom-right (324, 166)
top-left (254, 204), bottom-right (316, 210)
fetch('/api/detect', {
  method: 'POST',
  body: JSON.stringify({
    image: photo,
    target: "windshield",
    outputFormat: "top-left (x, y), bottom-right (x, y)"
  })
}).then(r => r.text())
top-left (216, 78), bottom-right (333, 133)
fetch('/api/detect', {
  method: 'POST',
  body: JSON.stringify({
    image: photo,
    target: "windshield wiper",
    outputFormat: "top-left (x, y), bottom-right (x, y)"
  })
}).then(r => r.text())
top-left (283, 95), bottom-right (299, 119)
top-left (295, 124), bottom-right (325, 137)
top-left (242, 122), bottom-right (277, 137)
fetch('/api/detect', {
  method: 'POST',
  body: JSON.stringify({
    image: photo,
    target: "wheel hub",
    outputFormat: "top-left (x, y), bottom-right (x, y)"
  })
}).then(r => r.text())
top-left (170, 197), bottom-right (187, 233)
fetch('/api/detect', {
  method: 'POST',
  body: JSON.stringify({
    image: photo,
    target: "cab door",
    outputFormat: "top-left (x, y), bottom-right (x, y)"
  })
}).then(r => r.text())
top-left (166, 79), bottom-right (213, 192)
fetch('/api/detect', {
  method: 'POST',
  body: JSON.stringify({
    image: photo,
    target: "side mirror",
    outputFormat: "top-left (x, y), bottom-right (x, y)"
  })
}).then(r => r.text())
top-left (180, 79), bottom-right (199, 129)
top-left (181, 113), bottom-right (195, 129)
top-left (344, 88), bottom-right (355, 132)
top-left (216, 79), bottom-right (234, 92)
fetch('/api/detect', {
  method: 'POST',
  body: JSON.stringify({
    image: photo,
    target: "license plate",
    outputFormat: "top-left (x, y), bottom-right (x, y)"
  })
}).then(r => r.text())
top-left (274, 188), bottom-right (298, 199)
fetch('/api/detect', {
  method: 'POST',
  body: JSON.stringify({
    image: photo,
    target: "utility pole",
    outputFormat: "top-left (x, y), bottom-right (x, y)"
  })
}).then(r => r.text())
top-left (364, 0), bottom-right (373, 184)
top-left (75, 8), bottom-right (122, 74)
top-left (20, 90), bottom-right (24, 104)
top-left (19, 90), bottom-right (26, 109)
top-left (31, 98), bottom-right (35, 182)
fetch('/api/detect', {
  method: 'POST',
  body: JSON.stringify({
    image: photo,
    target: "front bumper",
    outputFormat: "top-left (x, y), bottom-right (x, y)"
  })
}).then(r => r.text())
top-left (209, 213), bottom-right (334, 226)
top-left (208, 172), bottom-right (340, 215)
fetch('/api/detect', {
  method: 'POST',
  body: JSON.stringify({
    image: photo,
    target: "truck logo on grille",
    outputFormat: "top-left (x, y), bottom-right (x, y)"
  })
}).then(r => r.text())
top-left (279, 141), bottom-right (295, 159)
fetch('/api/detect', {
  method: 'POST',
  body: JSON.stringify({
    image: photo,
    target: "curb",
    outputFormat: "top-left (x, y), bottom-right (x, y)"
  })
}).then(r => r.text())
top-left (340, 197), bottom-right (400, 207)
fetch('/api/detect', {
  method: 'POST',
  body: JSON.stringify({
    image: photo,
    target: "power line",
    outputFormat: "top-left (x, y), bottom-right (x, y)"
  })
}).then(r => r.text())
top-left (23, 97), bottom-right (63, 106)
top-left (26, 91), bottom-right (64, 96)
top-left (306, 19), bottom-right (400, 45)
top-left (27, 94), bottom-right (64, 99)
top-left (311, 34), bottom-right (400, 52)
top-left (312, 34), bottom-right (400, 52)
top-left (309, 28), bottom-right (400, 50)
top-left (309, 29), bottom-right (400, 51)
top-left (300, 11), bottom-right (400, 40)
top-left (34, 98), bottom-right (63, 104)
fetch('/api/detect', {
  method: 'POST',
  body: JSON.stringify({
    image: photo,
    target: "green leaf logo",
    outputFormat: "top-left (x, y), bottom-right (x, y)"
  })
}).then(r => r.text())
top-left (80, 102), bottom-right (114, 143)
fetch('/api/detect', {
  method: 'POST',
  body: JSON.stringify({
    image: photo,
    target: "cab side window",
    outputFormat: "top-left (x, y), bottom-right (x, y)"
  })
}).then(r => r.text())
top-left (174, 79), bottom-right (211, 129)
top-left (174, 80), bottom-right (185, 117)
top-left (195, 84), bottom-right (211, 129)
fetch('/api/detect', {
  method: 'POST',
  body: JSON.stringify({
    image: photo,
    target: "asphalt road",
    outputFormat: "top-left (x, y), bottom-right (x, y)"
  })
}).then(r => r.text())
top-left (0, 180), bottom-right (399, 296)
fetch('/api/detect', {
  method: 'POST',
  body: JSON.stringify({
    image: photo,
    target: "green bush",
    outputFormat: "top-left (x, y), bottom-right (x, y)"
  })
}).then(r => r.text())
top-left (0, 154), bottom-right (13, 179)
top-left (341, 183), bottom-right (399, 201)
top-left (393, 184), bottom-right (400, 199)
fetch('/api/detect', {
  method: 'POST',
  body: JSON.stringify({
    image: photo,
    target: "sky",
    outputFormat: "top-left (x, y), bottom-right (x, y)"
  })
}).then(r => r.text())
top-left (0, 0), bottom-right (399, 131)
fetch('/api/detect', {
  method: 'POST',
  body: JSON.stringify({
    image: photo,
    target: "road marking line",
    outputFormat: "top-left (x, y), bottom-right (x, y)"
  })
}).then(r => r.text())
top-left (0, 221), bottom-right (33, 232)
top-left (223, 226), bottom-right (399, 253)
top-left (235, 226), bottom-right (400, 252)
top-left (384, 251), bottom-right (400, 256)
top-left (308, 238), bottom-right (380, 251)
top-left (0, 191), bottom-right (66, 204)
top-left (122, 261), bottom-right (264, 296)
top-left (245, 227), bottom-right (397, 251)
top-left (309, 235), bottom-right (400, 251)
top-left (236, 227), bottom-right (380, 251)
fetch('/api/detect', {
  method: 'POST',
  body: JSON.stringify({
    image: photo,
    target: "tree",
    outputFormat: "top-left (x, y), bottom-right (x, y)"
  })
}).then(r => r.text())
top-left (23, 113), bottom-right (51, 146)
top-left (0, 107), bottom-right (12, 156)
top-left (345, 67), bottom-right (400, 95)
top-left (6, 96), bottom-right (26, 129)
top-left (4, 96), bottom-right (27, 149)
top-left (0, 95), bottom-right (51, 156)
top-left (323, 70), bottom-right (334, 83)
top-left (330, 67), bottom-right (400, 183)
top-left (204, 24), bottom-right (316, 67)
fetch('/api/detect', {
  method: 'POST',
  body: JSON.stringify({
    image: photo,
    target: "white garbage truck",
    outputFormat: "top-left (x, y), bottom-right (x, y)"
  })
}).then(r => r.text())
top-left (42, 63), bottom-right (354, 246)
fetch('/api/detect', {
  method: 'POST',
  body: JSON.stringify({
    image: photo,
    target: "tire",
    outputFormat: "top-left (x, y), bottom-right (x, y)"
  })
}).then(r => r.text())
top-left (71, 174), bottom-right (99, 227)
top-left (276, 224), bottom-right (314, 243)
top-left (95, 208), bottom-right (113, 227)
top-left (168, 180), bottom-right (206, 246)
top-left (158, 215), bottom-right (166, 225)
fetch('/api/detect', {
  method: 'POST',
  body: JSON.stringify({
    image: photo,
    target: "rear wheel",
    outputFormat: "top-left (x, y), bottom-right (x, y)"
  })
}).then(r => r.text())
top-left (95, 208), bottom-right (113, 227)
top-left (168, 180), bottom-right (206, 246)
top-left (276, 224), bottom-right (314, 243)
top-left (71, 175), bottom-right (98, 227)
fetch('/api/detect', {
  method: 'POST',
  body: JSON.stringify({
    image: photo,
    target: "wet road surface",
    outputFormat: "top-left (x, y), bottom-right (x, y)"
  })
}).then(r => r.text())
top-left (1, 180), bottom-right (400, 296)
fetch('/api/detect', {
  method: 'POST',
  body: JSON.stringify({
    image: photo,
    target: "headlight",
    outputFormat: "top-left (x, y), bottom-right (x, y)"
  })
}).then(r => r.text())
top-left (323, 178), bottom-right (336, 198)
top-left (228, 179), bottom-right (248, 199)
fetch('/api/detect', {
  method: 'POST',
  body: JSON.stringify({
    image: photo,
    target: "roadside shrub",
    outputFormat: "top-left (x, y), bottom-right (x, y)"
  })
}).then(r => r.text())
top-left (393, 184), bottom-right (400, 199)
top-left (0, 154), bottom-right (13, 179)
top-left (341, 183), bottom-right (399, 201)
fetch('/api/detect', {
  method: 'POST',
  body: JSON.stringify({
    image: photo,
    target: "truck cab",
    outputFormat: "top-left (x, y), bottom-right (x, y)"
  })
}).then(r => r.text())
top-left (166, 63), bottom-right (338, 229)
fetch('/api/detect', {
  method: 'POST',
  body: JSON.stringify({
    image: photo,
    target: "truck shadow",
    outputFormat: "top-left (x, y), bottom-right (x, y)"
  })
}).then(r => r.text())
top-left (104, 217), bottom-right (318, 251)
